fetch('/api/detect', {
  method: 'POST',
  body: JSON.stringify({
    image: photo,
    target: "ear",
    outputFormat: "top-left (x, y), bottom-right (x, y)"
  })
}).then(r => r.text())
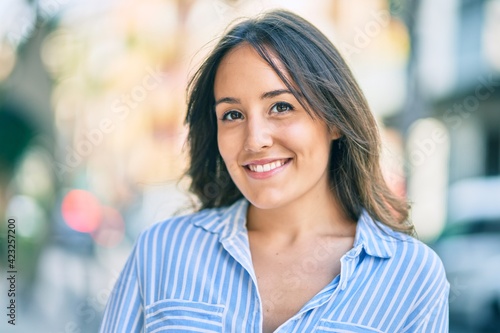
top-left (329, 126), bottom-right (342, 141)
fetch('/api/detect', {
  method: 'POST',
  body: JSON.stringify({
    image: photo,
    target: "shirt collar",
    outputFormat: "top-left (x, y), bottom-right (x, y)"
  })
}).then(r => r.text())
top-left (192, 198), bottom-right (249, 239)
top-left (193, 198), bottom-right (399, 259)
top-left (353, 210), bottom-right (398, 259)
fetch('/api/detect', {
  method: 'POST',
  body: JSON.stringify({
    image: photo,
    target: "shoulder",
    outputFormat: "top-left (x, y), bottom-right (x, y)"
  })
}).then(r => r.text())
top-left (383, 226), bottom-right (450, 300)
top-left (382, 231), bottom-right (450, 329)
top-left (395, 231), bottom-right (446, 276)
top-left (135, 198), bottom-right (249, 244)
top-left (359, 213), bottom-right (449, 298)
top-left (382, 225), bottom-right (447, 278)
top-left (135, 205), bottom-right (227, 246)
top-left (124, 205), bottom-right (231, 275)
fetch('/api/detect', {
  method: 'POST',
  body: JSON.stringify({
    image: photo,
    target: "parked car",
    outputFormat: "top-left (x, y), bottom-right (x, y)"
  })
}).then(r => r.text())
top-left (432, 177), bottom-right (500, 332)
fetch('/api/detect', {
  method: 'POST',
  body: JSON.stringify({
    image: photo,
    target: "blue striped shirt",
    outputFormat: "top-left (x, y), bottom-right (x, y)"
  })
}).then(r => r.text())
top-left (100, 198), bottom-right (449, 332)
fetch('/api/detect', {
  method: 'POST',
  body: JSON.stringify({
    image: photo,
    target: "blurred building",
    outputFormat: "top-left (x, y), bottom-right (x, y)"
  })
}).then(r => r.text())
top-left (401, 0), bottom-right (500, 331)
top-left (417, 0), bottom-right (500, 181)
top-left (387, 0), bottom-right (500, 240)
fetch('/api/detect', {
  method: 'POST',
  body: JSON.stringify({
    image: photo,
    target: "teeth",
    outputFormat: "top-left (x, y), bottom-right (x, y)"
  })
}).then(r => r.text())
top-left (248, 159), bottom-right (288, 173)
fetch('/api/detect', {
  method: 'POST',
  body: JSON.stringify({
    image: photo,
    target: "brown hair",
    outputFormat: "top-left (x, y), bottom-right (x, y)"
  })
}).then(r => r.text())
top-left (185, 9), bottom-right (413, 234)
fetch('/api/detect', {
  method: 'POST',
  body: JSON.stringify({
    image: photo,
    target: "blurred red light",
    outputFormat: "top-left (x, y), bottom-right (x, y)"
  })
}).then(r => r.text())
top-left (61, 189), bottom-right (102, 233)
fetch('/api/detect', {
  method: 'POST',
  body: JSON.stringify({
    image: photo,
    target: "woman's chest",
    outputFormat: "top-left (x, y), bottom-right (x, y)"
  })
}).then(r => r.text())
top-left (256, 263), bottom-right (341, 333)
top-left (140, 250), bottom-right (397, 333)
top-left (248, 234), bottom-right (355, 333)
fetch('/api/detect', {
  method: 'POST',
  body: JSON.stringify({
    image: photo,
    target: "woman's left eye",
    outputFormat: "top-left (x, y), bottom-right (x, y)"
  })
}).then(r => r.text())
top-left (271, 102), bottom-right (294, 113)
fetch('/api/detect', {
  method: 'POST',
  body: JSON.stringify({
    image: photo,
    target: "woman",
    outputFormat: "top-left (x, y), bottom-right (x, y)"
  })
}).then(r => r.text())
top-left (100, 10), bottom-right (449, 332)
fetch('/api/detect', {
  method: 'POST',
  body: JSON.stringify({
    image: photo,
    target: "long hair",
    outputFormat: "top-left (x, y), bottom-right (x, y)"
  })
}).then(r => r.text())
top-left (185, 9), bottom-right (413, 234)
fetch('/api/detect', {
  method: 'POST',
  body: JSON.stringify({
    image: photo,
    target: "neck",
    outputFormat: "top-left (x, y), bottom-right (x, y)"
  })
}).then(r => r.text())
top-left (246, 189), bottom-right (355, 243)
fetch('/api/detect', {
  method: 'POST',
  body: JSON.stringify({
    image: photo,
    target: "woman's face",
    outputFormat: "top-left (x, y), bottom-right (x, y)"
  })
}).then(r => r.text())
top-left (214, 44), bottom-right (340, 210)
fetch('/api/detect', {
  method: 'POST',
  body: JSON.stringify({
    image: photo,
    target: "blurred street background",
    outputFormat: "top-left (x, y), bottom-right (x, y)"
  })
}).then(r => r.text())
top-left (0, 0), bottom-right (499, 332)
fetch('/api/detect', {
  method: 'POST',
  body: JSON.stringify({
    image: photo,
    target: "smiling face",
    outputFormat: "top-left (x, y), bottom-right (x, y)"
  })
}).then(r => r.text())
top-left (214, 44), bottom-right (340, 210)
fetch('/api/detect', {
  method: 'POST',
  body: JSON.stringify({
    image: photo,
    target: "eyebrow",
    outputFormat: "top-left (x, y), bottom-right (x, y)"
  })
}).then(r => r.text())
top-left (261, 89), bottom-right (293, 99)
top-left (214, 97), bottom-right (240, 107)
top-left (214, 89), bottom-right (293, 107)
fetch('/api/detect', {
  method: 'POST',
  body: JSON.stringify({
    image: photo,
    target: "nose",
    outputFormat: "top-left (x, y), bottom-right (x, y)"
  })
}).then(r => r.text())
top-left (243, 115), bottom-right (273, 152)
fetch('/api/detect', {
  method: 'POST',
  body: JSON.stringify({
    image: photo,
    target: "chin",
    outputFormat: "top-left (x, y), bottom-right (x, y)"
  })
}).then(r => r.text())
top-left (243, 190), bottom-right (291, 210)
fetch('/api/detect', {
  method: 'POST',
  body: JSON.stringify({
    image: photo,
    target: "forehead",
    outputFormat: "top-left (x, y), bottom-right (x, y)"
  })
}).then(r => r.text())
top-left (219, 44), bottom-right (272, 67)
top-left (214, 44), bottom-right (290, 95)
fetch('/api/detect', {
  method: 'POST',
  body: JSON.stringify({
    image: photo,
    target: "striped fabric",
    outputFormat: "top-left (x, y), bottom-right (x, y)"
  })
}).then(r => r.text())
top-left (100, 198), bottom-right (449, 332)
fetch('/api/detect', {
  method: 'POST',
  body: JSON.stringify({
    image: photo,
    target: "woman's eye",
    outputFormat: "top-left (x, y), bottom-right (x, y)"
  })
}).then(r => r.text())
top-left (271, 102), bottom-right (293, 113)
top-left (222, 110), bottom-right (243, 121)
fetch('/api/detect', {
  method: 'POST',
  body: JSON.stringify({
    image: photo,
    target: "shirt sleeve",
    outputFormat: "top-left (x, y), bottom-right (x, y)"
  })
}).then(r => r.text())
top-left (100, 242), bottom-right (144, 333)
top-left (401, 248), bottom-right (450, 333)
top-left (415, 292), bottom-right (449, 332)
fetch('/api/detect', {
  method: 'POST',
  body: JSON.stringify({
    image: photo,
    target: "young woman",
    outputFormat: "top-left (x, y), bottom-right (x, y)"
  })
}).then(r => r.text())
top-left (100, 10), bottom-right (449, 333)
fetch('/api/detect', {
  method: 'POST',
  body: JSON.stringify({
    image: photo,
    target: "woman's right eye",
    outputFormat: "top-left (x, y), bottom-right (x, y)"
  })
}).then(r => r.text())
top-left (221, 110), bottom-right (243, 121)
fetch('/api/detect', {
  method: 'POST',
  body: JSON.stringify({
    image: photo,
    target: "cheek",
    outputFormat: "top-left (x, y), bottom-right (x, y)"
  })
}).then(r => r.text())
top-left (282, 121), bottom-right (331, 157)
top-left (217, 129), bottom-right (239, 165)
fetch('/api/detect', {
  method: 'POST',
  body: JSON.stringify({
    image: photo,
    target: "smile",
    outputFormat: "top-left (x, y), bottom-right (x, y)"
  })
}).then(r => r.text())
top-left (244, 158), bottom-right (292, 179)
top-left (247, 159), bottom-right (288, 172)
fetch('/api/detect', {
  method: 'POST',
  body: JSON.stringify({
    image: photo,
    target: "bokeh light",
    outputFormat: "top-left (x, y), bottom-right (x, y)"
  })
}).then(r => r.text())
top-left (6, 194), bottom-right (46, 239)
top-left (61, 189), bottom-right (102, 233)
